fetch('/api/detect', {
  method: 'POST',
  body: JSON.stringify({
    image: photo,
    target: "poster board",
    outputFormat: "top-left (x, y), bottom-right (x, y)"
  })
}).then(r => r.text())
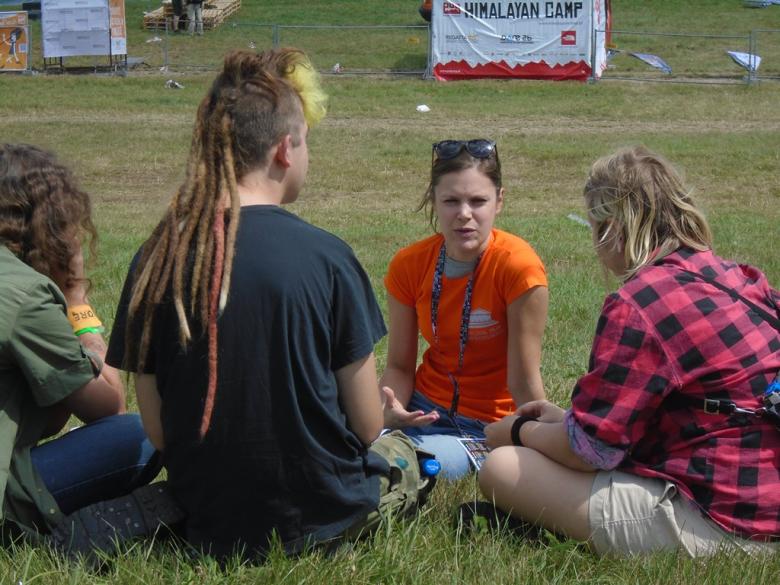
top-left (431, 0), bottom-right (609, 81)
top-left (42, 0), bottom-right (126, 59)
top-left (0, 11), bottom-right (29, 71)
top-left (108, 0), bottom-right (126, 56)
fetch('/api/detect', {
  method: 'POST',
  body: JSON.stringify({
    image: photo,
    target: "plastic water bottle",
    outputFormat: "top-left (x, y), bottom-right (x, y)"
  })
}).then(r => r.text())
top-left (762, 375), bottom-right (780, 424)
top-left (420, 458), bottom-right (441, 477)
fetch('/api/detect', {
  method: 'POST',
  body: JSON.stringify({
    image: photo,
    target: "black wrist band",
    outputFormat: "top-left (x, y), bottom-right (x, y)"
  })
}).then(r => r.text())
top-left (510, 416), bottom-right (536, 447)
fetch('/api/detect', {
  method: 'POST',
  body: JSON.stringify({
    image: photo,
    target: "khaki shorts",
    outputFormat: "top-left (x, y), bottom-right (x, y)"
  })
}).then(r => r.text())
top-left (589, 470), bottom-right (780, 557)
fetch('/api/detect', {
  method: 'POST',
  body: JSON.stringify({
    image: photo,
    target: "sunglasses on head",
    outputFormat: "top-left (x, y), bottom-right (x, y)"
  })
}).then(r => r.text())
top-left (432, 139), bottom-right (497, 162)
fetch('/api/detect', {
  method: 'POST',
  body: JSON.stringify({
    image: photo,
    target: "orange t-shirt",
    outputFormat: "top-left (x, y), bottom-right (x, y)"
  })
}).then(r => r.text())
top-left (385, 229), bottom-right (547, 422)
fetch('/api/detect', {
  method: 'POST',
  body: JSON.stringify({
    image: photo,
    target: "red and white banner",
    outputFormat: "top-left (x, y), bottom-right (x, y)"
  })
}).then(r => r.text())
top-left (431, 0), bottom-right (609, 81)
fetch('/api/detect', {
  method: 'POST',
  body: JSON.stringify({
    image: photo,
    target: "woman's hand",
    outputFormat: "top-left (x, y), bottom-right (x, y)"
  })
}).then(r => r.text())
top-left (50, 238), bottom-right (89, 305)
top-left (516, 399), bottom-right (566, 423)
top-left (381, 386), bottom-right (439, 430)
top-left (485, 402), bottom-right (566, 449)
top-left (50, 235), bottom-right (127, 422)
top-left (484, 415), bottom-right (518, 449)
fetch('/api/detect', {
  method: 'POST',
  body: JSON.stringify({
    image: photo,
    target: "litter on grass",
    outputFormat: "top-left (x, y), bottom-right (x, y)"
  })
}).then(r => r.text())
top-left (567, 213), bottom-right (590, 228)
top-left (727, 51), bottom-right (761, 72)
top-left (629, 52), bottom-right (672, 74)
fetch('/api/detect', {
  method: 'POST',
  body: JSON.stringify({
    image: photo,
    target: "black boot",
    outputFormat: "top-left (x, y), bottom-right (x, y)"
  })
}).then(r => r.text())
top-left (49, 482), bottom-right (185, 563)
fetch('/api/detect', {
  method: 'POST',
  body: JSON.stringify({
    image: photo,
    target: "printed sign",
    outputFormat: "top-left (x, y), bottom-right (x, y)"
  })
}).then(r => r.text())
top-left (108, 0), bottom-right (126, 55)
top-left (42, 0), bottom-right (125, 58)
top-left (0, 11), bottom-right (29, 71)
top-left (431, 0), bottom-right (609, 81)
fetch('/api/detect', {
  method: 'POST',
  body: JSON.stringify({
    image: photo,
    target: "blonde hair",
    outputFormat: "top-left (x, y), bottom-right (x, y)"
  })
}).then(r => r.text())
top-left (285, 57), bottom-right (327, 128)
top-left (584, 145), bottom-right (713, 281)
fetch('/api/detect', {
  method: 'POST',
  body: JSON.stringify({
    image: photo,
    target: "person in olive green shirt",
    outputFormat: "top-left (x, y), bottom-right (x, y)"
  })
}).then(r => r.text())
top-left (0, 144), bottom-right (161, 548)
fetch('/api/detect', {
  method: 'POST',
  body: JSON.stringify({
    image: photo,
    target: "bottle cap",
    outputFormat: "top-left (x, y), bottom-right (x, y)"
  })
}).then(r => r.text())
top-left (421, 458), bottom-right (441, 476)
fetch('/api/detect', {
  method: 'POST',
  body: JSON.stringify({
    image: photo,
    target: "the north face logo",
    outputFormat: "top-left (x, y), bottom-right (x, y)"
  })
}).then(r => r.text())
top-left (443, 2), bottom-right (462, 15)
top-left (469, 308), bottom-right (498, 329)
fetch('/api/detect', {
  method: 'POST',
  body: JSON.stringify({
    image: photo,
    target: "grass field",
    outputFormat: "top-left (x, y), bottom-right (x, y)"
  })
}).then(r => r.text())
top-left (1, 0), bottom-right (780, 583)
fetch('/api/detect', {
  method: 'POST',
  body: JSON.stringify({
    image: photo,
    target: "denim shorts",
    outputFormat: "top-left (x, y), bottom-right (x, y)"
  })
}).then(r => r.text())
top-left (400, 391), bottom-right (487, 479)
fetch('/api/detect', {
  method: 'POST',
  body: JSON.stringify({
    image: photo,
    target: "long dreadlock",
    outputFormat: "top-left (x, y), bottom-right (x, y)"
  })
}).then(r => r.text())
top-left (125, 48), bottom-right (327, 439)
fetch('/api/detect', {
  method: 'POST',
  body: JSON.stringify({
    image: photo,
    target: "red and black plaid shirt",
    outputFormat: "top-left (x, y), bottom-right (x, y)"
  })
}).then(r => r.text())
top-left (568, 248), bottom-right (780, 539)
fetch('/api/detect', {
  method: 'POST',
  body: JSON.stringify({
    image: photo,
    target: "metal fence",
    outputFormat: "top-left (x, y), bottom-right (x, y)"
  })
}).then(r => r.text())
top-left (139, 23), bottom-right (431, 75)
top-left (752, 29), bottom-right (780, 81)
top-left (102, 22), bottom-right (780, 84)
top-left (591, 28), bottom-right (780, 85)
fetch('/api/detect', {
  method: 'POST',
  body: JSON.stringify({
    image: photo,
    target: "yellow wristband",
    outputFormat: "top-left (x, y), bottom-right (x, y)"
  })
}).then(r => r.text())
top-left (67, 304), bottom-right (103, 333)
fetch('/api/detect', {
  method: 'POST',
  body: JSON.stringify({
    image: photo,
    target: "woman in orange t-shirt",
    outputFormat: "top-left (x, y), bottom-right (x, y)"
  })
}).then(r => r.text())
top-left (380, 139), bottom-right (548, 478)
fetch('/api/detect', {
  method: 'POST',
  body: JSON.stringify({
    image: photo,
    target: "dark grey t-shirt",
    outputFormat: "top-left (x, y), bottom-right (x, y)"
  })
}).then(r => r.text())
top-left (107, 206), bottom-right (387, 558)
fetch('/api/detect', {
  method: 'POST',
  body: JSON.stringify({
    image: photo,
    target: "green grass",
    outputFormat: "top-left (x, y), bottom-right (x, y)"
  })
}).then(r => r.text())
top-left (1, 0), bottom-right (780, 582)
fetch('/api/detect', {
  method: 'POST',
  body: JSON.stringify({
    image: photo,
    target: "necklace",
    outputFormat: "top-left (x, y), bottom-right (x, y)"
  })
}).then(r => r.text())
top-left (430, 242), bottom-right (483, 417)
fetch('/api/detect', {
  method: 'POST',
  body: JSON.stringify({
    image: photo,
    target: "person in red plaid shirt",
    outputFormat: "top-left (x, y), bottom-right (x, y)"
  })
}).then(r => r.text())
top-left (477, 145), bottom-right (780, 556)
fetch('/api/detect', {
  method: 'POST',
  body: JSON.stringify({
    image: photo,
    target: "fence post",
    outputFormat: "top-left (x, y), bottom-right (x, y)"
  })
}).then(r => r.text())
top-left (588, 1), bottom-right (597, 83)
top-left (748, 30), bottom-right (757, 85)
top-left (424, 23), bottom-right (433, 79)
top-left (272, 24), bottom-right (280, 48)
top-left (163, 20), bottom-right (169, 71)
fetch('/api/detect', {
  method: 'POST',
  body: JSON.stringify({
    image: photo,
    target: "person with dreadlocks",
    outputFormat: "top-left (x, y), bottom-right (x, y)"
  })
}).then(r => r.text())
top-left (0, 143), bottom-right (163, 550)
top-left (107, 48), bottom-right (436, 560)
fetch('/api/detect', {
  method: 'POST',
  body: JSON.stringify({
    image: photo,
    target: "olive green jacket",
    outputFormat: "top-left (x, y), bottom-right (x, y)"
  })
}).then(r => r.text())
top-left (0, 246), bottom-right (95, 534)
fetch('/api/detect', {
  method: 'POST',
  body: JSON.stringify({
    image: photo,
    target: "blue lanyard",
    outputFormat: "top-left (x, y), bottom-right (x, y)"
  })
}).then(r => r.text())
top-left (430, 242), bottom-right (482, 417)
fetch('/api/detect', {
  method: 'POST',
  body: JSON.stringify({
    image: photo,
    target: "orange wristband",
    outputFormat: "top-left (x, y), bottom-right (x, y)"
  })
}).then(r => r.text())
top-left (67, 304), bottom-right (103, 333)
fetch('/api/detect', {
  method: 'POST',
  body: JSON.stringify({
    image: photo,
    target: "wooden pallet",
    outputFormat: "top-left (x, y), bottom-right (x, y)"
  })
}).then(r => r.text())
top-left (143, 0), bottom-right (242, 31)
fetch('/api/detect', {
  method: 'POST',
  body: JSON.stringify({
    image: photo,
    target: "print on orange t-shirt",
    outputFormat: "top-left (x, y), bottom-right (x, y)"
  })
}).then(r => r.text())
top-left (385, 229), bottom-right (547, 422)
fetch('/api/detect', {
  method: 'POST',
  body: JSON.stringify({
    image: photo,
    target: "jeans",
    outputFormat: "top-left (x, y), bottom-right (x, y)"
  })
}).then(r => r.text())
top-left (31, 413), bottom-right (161, 515)
top-left (187, 3), bottom-right (203, 35)
top-left (401, 391), bottom-right (486, 480)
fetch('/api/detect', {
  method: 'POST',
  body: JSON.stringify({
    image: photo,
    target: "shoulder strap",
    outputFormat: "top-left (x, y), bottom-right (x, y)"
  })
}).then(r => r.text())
top-left (678, 269), bottom-right (780, 332)
top-left (671, 268), bottom-right (780, 420)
